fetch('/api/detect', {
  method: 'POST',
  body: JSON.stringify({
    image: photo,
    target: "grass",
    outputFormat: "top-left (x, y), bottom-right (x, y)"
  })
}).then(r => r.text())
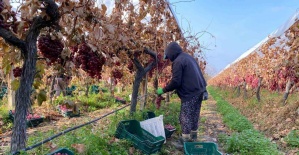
top-left (3, 91), bottom-right (182, 155)
top-left (208, 86), bottom-right (281, 155)
top-left (0, 104), bottom-right (13, 133)
top-left (284, 130), bottom-right (299, 147)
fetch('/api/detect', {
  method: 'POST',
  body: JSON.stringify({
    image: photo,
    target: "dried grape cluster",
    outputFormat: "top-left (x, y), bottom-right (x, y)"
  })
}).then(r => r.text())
top-left (13, 67), bottom-right (22, 77)
top-left (71, 43), bottom-right (105, 79)
top-left (38, 35), bottom-right (64, 64)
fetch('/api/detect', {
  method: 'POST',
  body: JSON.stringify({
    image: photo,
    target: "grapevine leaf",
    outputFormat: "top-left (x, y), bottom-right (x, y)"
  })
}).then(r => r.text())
top-left (101, 4), bottom-right (107, 15)
top-left (37, 90), bottom-right (47, 106)
top-left (11, 79), bottom-right (20, 91)
top-left (33, 79), bottom-right (42, 89)
top-left (2, 58), bottom-right (11, 75)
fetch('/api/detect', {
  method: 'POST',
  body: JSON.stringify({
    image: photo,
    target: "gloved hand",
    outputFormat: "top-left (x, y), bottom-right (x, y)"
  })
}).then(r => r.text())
top-left (156, 87), bottom-right (164, 95)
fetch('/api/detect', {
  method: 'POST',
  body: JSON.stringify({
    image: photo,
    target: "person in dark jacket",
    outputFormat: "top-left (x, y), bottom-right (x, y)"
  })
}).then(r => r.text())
top-left (156, 41), bottom-right (207, 148)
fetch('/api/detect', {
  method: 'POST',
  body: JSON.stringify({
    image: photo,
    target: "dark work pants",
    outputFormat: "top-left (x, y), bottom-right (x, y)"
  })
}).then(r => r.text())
top-left (179, 95), bottom-right (203, 134)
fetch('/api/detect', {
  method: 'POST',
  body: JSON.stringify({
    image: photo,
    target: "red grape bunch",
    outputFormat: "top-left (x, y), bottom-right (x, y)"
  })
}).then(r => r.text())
top-left (127, 62), bottom-right (134, 73)
top-left (112, 69), bottom-right (123, 79)
top-left (155, 95), bottom-right (165, 109)
top-left (38, 35), bottom-right (64, 64)
top-left (71, 43), bottom-right (106, 79)
top-left (164, 124), bottom-right (175, 130)
top-left (13, 67), bottom-right (22, 77)
top-left (11, 110), bottom-right (41, 120)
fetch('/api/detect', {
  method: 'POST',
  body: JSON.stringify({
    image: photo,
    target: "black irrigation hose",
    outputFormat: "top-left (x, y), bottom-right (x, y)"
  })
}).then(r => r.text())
top-left (12, 104), bottom-right (131, 155)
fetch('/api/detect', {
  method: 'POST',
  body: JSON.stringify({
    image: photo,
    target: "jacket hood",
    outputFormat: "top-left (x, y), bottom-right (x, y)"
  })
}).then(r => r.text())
top-left (164, 42), bottom-right (182, 62)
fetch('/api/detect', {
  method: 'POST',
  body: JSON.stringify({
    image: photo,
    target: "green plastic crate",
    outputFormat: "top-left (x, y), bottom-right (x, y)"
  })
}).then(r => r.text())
top-left (60, 110), bottom-right (80, 118)
top-left (115, 120), bottom-right (165, 155)
top-left (57, 106), bottom-right (80, 118)
top-left (47, 148), bottom-right (74, 155)
top-left (184, 142), bottom-right (222, 155)
top-left (165, 128), bottom-right (176, 138)
top-left (9, 110), bottom-right (44, 127)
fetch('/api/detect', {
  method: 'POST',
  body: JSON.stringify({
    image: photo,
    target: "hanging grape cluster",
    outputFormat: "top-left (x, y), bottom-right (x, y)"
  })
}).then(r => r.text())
top-left (155, 95), bottom-right (165, 109)
top-left (71, 43), bottom-right (105, 79)
top-left (112, 69), bottom-right (123, 80)
top-left (13, 67), bottom-right (22, 77)
top-left (148, 53), bottom-right (169, 78)
top-left (37, 35), bottom-right (64, 64)
top-left (127, 62), bottom-right (134, 73)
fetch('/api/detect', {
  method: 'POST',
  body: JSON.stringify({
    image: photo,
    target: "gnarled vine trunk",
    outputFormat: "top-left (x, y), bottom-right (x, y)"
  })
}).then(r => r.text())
top-left (256, 77), bottom-right (263, 102)
top-left (140, 75), bottom-right (148, 110)
top-left (243, 81), bottom-right (247, 99)
top-left (11, 44), bottom-right (37, 152)
top-left (0, 0), bottom-right (61, 153)
top-left (282, 79), bottom-right (294, 105)
top-left (129, 48), bottom-right (157, 113)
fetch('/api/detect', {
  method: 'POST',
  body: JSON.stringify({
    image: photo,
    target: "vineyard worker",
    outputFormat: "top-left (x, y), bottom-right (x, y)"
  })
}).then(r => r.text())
top-left (156, 41), bottom-right (207, 148)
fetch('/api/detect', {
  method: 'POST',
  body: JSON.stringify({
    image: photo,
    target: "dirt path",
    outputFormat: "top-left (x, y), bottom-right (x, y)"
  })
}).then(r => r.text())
top-left (164, 97), bottom-right (230, 155)
top-left (198, 98), bottom-right (229, 154)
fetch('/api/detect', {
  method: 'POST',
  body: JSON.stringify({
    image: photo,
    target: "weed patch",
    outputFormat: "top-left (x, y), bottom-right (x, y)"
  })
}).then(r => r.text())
top-left (208, 86), bottom-right (281, 155)
top-left (284, 130), bottom-right (299, 147)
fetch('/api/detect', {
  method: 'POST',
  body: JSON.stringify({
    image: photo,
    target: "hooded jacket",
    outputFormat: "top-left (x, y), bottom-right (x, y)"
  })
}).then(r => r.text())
top-left (163, 42), bottom-right (207, 102)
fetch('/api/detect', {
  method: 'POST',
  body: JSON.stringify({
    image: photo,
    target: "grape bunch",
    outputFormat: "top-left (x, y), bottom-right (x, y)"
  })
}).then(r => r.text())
top-left (11, 110), bottom-right (41, 120)
top-left (115, 61), bottom-right (121, 66)
top-left (127, 62), bottom-right (134, 73)
top-left (112, 69), bottom-right (123, 79)
top-left (155, 95), bottom-right (165, 109)
top-left (26, 114), bottom-right (41, 120)
top-left (38, 35), bottom-right (64, 64)
top-left (59, 105), bottom-right (72, 112)
top-left (71, 43), bottom-right (105, 79)
top-left (13, 67), bottom-right (22, 77)
top-left (148, 54), bottom-right (169, 78)
top-left (164, 124), bottom-right (175, 130)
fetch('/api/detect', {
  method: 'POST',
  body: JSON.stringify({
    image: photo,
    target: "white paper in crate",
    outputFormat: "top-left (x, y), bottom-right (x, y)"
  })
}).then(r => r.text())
top-left (140, 115), bottom-right (166, 142)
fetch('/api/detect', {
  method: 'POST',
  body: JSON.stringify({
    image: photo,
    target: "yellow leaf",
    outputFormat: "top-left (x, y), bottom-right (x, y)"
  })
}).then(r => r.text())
top-left (3, 43), bottom-right (10, 53)
top-left (101, 4), bottom-right (107, 15)
top-left (37, 90), bottom-right (47, 106)
top-left (33, 79), bottom-right (42, 89)
top-left (11, 79), bottom-right (20, 91)
top-left (36, 61), bottom-right (45, 75)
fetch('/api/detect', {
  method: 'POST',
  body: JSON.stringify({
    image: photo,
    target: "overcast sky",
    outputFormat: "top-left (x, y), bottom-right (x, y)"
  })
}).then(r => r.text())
top-left (168, 0), bottom-right (299, 76)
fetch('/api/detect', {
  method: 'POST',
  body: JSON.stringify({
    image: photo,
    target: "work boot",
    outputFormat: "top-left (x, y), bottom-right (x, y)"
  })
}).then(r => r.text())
top-left (191, 130), bottom-right (198, 141)
top-left (172, 134), bottom-right (191, 150)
